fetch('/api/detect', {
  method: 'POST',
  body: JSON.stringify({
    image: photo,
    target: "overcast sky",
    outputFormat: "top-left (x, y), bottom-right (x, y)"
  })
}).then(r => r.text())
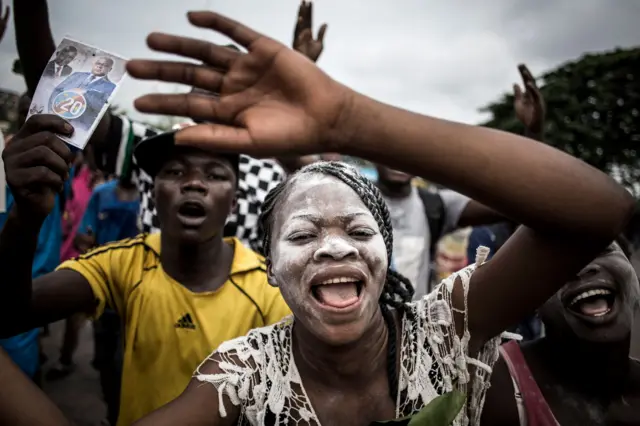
top-left (1, 0), bottom-right (638, 125)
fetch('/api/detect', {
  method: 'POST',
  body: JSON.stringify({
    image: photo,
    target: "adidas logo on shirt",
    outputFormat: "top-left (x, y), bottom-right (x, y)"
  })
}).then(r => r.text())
top-left (174, 313), bottom-right (196, 330)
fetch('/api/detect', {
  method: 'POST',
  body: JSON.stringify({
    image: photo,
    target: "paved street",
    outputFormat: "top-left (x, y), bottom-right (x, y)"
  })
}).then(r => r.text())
top-left (41, 320), bottom-right (105, 426)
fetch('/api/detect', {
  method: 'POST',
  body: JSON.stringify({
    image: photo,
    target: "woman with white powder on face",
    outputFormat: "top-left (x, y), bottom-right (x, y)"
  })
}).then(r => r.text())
top-left (0, 10), bottom-right (634, 426)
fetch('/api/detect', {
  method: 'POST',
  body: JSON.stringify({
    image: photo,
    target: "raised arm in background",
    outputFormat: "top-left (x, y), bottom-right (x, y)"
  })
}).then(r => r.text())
top-left (126, 11), bottom-right (634, 354)
top-left (13, 0), bottom-right (55, 95)
top-left (277, 0), bottom-right (329, 173)
top-left (0, 10), bottom-right (633, 426)
top-left (514, 64), bottom-right (546, 141)
top-left (12, 0), bottom-right (113, 151)
top-left (0, 347), bottom-right (71, 426)
top-left (0, 115), bottom-right (98, 338)
top-left (458, 63), bottom-right (549, 231)
top-left (0, 0), bottom-right (10, 44)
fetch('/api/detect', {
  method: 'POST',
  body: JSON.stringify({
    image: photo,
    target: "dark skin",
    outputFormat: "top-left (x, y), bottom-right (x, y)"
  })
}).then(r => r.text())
top-left (482, 243), bottom-right (640, 425)
top-left (264, 175), bottom-right (399, 425)
top-left (376, 164), bottom-right (504, 228)
top-left (293, 312), bottom-right (396, 426)
top-left (11, 0), bottom-right (311, 174)
top-left (513, 64), bottom-right (545, 140)
top-left (0, 0), bottom-right (9, 43)
top-left (0, 11), bottom-right (634, 426)
top-left (0, 114), bottom-right (237, 338)
top-left (293, 0), bottom-right (328, 63)
top-left (154, 148), bottom-right (236, 292)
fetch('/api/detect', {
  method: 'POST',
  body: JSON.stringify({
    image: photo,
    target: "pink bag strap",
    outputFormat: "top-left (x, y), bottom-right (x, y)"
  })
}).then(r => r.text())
top-left (499, 341), bottom-right (559, 426)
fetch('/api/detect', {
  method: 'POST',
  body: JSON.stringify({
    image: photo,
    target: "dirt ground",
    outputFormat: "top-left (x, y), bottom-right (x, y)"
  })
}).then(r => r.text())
top-left (39, 252), bottom-right (640, 425)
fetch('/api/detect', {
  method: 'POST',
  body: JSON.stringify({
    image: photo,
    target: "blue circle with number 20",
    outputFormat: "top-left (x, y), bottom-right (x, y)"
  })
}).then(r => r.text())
top-left (52, 90), bottom-right (87, 120)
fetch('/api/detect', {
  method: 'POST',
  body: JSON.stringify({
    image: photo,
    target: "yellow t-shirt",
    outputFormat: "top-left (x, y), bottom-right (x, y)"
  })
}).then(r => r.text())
top-left (57, 234), bottom-right (291, 426)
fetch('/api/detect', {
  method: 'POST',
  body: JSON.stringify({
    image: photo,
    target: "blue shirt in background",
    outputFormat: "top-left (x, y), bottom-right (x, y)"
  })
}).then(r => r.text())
top-left (78, 180), bottom-right (140, 246)
top-left (0, 179), bottom-right (70, 378)
top-left (467, 226), bottom-right (497, 264)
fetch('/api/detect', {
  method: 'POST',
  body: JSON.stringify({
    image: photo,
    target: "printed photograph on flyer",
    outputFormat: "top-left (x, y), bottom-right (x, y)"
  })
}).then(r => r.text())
top-left (27, 37), bottom-right (127, 150)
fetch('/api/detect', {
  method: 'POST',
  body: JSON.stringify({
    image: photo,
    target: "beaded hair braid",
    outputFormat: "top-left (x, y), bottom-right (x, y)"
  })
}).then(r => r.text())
top-left (259, 161), bottom-right (415, 401)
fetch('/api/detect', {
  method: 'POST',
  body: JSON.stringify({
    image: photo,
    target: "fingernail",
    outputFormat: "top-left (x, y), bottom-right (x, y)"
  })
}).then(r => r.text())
top-left (64, 122), bottom-right (74, 133)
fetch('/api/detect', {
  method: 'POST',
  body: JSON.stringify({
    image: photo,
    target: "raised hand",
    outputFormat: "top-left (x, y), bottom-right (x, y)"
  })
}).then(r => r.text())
top-left (3, 115), bottom-right (73, 220)
top-left (293, 1), bottom-right (327, 62)
top-left (126, 11), bottom-right (351, 158)
top-left (0, 1), bottom-right (10, 44)
top-left (513, 64), bottom-right (545, 135)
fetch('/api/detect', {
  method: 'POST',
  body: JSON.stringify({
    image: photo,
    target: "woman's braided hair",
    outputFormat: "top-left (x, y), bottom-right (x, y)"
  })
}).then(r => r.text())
top-left (259, 161), bottom-right (414, 401)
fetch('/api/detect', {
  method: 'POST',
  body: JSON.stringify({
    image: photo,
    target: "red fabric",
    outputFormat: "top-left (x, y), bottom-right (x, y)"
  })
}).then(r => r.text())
top-left (499, 341), bottom-right (559, 426)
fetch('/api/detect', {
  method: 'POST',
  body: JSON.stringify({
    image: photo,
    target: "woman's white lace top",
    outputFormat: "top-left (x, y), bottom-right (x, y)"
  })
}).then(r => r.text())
top-left (195, 256), bottom-right (501, 426)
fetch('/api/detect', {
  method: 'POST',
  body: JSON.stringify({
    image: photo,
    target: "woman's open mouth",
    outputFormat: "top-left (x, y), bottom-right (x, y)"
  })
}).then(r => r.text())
top-left (311, 277), bottom-right (365, 310)
top-left (568, 288), bottom-right (615, 317)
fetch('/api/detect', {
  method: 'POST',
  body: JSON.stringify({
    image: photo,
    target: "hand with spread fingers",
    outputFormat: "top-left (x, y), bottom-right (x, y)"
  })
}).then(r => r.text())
top-left (293, 0), bottom-right (327, 62)
top-left (513, 64), bottom-right (546, 136)
top-left (3, 115), bottom-right (74, 220)
top-left (0, 0), bottom-right (10, 43)
top-left (126, 11), bottom-right (349, 158)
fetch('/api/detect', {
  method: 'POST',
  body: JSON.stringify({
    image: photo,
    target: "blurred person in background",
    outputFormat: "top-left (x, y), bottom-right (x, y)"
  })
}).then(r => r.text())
top-left (46, 149), bottom-right (106, 380)
top-left (466, 64), bottom-right (546, 341)
top-left (375, 164), bottom-right (503, 299)
top-left (73, 174), bottom-right (139, 426)
top-left (0, 92), bottom-right (71, 385)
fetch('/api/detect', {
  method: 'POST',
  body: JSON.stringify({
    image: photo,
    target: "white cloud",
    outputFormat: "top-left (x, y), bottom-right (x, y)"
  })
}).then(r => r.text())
top-left (1, 0), bottom-right (638, 126)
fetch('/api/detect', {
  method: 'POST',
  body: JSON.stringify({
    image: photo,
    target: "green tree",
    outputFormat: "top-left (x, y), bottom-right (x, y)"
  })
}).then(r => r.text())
top-left (481, 47), bottom-right (640, 194)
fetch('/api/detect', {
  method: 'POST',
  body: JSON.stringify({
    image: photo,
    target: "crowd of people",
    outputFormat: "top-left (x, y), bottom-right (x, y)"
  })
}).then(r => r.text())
top-left (0, 1), bottom-right (638, 425)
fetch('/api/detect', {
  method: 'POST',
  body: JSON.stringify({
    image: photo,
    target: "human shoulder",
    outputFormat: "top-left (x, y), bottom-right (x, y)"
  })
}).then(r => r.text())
top-left (193, 319), bottom-right (293, 421)
top-left (226, 238), bottom-right (278, 298)
top-left (629, 357), bottom-right (640, 388)
top-left (195, 319), bottom-right (292, 388)
top-left (92, 180), bottom-right (118, 195)
top-left (74, 233), bottom-right (151, 262)
top-left (70, 71), bottom-right (89, 78)
top-left (438, 189), bottom-right (470, 216)
top-left (227, 238), bottom-right (268, 277)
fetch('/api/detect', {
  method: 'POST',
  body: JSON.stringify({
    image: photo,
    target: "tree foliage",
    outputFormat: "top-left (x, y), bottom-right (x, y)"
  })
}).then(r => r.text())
top-left (481, 47), bottom-right (640, 193)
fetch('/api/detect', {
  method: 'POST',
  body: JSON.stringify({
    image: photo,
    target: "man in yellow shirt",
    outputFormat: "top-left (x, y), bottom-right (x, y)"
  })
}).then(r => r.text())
top-left (0, 114), bottom-right (291, 425)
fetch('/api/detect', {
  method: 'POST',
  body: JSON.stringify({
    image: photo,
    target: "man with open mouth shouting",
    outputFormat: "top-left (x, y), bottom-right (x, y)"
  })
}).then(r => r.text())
top-left (482, 239), bottom-right (640, 425)
top-left (0, 116), bottom-right (290, 425)
top-left (0, 9), bottom-right (634, 426)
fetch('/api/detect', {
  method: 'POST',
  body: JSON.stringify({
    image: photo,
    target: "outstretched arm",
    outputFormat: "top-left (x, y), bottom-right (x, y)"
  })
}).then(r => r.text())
top-left (277, 0), bottom-right (329, 173)
top-left (13, 0), bottom-right (54, 96)
top-left (0, 343), bottom-right (233, 426)
top-left (0, 348), bottom-right (71, 426)
top-left (0, 1), bottom-right (10, 45)
top-left (0, 115), bottom-right (97, 337)
top-left (513, 64), bottom-right (546, 141)
top-left (13, 0), bottom-right (114, 154)
top-left (133, 355), bottom-right (238, 426)
top-left (126, 11), bottom-right (633, 352)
